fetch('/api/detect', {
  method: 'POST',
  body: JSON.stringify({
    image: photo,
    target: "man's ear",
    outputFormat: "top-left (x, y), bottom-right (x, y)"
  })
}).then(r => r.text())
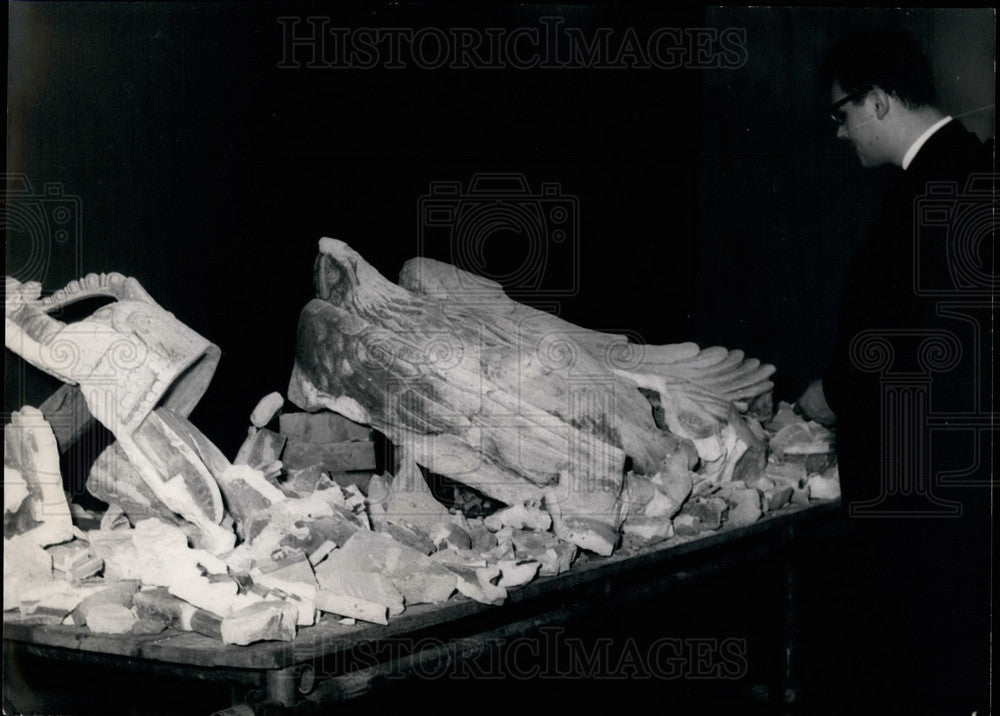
top-left (869, 87), bottom-right (891, 120)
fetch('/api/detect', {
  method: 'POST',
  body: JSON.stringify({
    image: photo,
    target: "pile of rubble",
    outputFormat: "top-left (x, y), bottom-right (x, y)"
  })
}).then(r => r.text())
top-left (3, 253), bottom-right (839, 647)
top-left (4, 394), bottom-right (837, 645)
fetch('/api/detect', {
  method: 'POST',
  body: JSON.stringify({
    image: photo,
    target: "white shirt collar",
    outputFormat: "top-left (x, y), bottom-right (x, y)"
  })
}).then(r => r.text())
top-left (902, 116), bottom-right (953, 170)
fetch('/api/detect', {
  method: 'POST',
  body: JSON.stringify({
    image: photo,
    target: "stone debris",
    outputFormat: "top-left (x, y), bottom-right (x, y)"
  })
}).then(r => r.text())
top-left (279, 412), bottom-right (377, 483)
top-left (88, 529), bottom-right (141, 581)
top-left (4, 535), bottom-right (54, 608)
top-left (314, 570), bottom-right (404, 625)
top-left (234, 428), bottom-right (286, 479)
top-left (3, 267), bottom-right (842, 647)
top-left (321, 529), bottom-right (457, 606)
top-left (279, 412), bottom-right (372, 443)
top-left (484, 503), bottom-right (552, 533)
top-left (496, 559), bottom-right (541, 588)
top-left (511, 530), bottom-right (578, 577)
top-left (725, 487), bottom-right (763, 528)
top-left (133, 588), bottom-right (223, 639)
top-left (48, 539), bottom-right (103, 582)
top-left (70, 580), bottom-right (140, 626)
top-left (4, 408), bottom-right (74, 548)
top-left (250, 392), bottom-right (285, 429)
top-left (244, 493), bottom-right (366, 563)
top-left (215, 464), bottom-right (286, 531)
top-left (85, 603), bottom-right (138, 634)
top-left (622, 516), bottom-right (675, 545)
top-left (808, 468), bottom-right (842, 500)
top-left (220, 600), bottom-right (298, 645)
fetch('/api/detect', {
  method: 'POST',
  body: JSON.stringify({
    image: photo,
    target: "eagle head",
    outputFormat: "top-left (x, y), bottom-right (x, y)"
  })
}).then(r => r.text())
top-left (314, 237), bottom-right (411, 309)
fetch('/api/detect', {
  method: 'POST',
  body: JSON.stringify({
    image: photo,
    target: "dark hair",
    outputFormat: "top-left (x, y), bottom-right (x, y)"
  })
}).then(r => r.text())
top-left (821, 28), bottom-right (936, 109)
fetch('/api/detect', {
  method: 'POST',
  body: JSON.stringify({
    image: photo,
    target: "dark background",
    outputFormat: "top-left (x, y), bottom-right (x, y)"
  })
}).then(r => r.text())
top-left (6, 4), bottom-right (994, 457)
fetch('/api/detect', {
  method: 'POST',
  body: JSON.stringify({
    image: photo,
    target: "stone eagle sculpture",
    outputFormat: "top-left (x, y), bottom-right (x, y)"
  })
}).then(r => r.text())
top-left (289, 238), bottom-right (775, 555)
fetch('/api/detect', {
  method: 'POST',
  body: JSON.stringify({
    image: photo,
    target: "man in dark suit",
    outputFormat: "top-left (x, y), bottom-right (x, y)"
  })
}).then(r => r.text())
top-left (797, 29), bottom-right (993, 712)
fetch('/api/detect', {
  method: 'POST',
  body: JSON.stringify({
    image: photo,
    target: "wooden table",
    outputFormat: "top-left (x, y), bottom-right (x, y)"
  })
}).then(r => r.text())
top-left (4, 500), bottom-right (847, 714)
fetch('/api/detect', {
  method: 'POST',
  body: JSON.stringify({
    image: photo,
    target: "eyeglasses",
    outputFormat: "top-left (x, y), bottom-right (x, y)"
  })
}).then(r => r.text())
top-left (829, 87), bottom-right (872, 125)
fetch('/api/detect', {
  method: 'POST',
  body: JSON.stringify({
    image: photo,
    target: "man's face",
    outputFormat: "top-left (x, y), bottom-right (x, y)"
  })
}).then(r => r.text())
top-left (830, 82), bottom-right (887, 168)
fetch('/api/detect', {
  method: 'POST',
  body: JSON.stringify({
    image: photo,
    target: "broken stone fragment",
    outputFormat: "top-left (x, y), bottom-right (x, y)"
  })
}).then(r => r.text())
top-left (371, 460), bottom-right (455, 538)
top-left (764, 484), bottom-right (793, 512)
top-left (234, 427), bottom-right (287, 477)
top-left (544, 488), bottom-right (619, 557)
top-left (245, 494), bottom-right (366, 562)
top-left (130, 617), bottom-right (168, 635)
top-left (672, 513), bottom-right (702, 537)
top-left (85, 604), bottom-right (137, 634)
top-left (318, 530), bottom-right (457, 606)
top-left (71, 580), bottom-right (141, 626)
top-left (279, 411), bottom-right (373, 443)
top-left (790, 485), bottom-right (810, 506)
top-left (132, 587), bottom-right (222, 639)
top-left (250, 392), bottom-right (285, 428)
top-left (679, 496), bottom-right (728, 531)
top-left (222, 544), bottom-right (256, 573)
top-left (18, 580), bottom-right (100, 623)
top-left (4, 407), bottom-right (74, 548)
top-left (278, 465), bottom-right (327, 498)
top-left (314, 570), bottom-right (404, 624)
top-left (168, 575), bottom-right (240, 618)
top-left (429, 521), bottom-right (473, 551)
top-left (727, 407), bottom-right (768, 484)
top-left (746, 475), bottom-right (775, 493)
top-left (623, 473), bottom-right (686, 522)
top-left (510, 530), bottom-right (577, 577)
top-left (496, 559), bottom-right (541, 588)
top-left (769, 420), bottom-right (834, 459)
top-left (621, 515), bottom-right (674, 545)
top-left (307, 540), bottom-right (337, 566)
top-left (483, 502), bottom-right (551, 533)
top-left (250, 551), bottom-right (318, 603)
top-left (87, 446), bottom-right (178, 527)
top-left (219, 601), bottom-right (297, 645)
top-left (429, 551), bottom-right (505, 605)
top-left (465, 518), bottom-right (499, 553)
top-left (485, 526), bottom-right (516, 562)
top-left (452, 564), bottom-right (506, 606)
top-left (3, 534), bottom-right (54, 607)
top-left (88, 529), bottom-right (141, 581)
top-left (807, 469), bottom-right (841, 500)
top-left (216, 464), bottom-right (286, 534)
top-left (119, 408), bottom-right (235, 555)
top-left (650, 467), bottom-right (693, 518)
top-left (380, 522), bottom-right (435, 555)
top-left (47, 539), bottom-right (95, 574)
top-left (725, 487), bottom-right (763, 528)
top-left (246, 580), bottom-right (316, 627)
top-left (763, 459), bottom-right (807, 485)
top-left (282, 441), bottom-right (376, 474)
top-left (765, 401), bottom-right (800, 433)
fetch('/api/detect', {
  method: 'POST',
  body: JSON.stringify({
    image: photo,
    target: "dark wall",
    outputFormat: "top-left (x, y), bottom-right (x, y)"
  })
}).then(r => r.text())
top-left (6, 4), bottom-right (995, 457)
